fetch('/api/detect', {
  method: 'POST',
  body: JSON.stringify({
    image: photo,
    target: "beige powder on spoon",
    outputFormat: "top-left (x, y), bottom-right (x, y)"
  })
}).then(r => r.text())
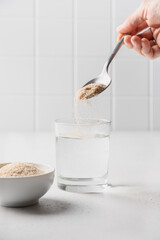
top-left (76, 83), bottom-right (106, 100)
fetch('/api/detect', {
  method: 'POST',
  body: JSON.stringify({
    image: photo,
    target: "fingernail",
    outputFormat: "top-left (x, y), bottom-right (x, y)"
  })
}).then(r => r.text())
top-left (117, 34), bottom-right (123, 42)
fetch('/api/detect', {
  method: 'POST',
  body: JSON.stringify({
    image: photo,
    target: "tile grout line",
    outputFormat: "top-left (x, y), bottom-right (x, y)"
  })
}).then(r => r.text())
top-left (149, 60), bottom-right (153, 131)
top-left (34, 0), bottom-right (39, 132)
top-left (72, 0), bottom-right (77, 114)
top-left (0, 16), bottom-right (111, 19)
top-left (107, 0), bottom-right (112, 122)
top-left (0, 94), bottom-right (151, 97)
top-left (0, 55), bottom-right (142, 59)
top-left (72, 0), bottom-right (74, 102)
top-left (74, 0), bottom-right (78, 94)
top-left (111, 0), bottom-right (116, 130)
top-left (33, 0), bottom-right (36, 132)
top-left (108, 0), bottom-right (112, 123)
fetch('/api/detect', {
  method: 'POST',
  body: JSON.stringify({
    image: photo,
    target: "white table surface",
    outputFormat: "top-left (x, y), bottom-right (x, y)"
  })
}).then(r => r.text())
top-left (0, 131), bottom-right (160, 240)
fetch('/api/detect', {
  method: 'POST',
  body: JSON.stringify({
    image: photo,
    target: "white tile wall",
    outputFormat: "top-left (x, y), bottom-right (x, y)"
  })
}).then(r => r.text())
top-left (114, 59), bottom-right (149, 96)
top-left (153, 59), bottom-right (160, 130)
top-left (0, 96), bottom-right (34, 131)
top-left (77, 0), bottom-right (110, 18)
top-left (153, 98), bottom-right (160, 130)
top-left (76, 19), bottom-right (110, 57)
top-left (153, 59), bottom-right (160, 96)
top-left (37, 19), bottom-right (72, 56)
top-left (115, 97), bottom-right (149, 130)
top-left (37, 96), bottom-right (73, 131)
top-left (0, 0), bottom-right (159, 131)
top-left (0, 57), bottom-right (34, 94)
top-left (37, 57), bottom-right (72, 95)
top-left (114, 0), bottom-right (142, 20)
top-left (0, 0), bottom-right (34, 17)
top-left (37, 0), bottom-right (73, 18)
top-left (0, 18), bottom-right (33, 56)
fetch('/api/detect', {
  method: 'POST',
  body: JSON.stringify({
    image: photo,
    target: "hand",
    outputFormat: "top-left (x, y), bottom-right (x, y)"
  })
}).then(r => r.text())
top-left (117, 0), bottom-right (160, 59)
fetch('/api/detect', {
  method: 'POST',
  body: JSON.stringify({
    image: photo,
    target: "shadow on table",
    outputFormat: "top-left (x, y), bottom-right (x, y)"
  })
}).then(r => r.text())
top-left (9, 198), bottom-right (76, 216)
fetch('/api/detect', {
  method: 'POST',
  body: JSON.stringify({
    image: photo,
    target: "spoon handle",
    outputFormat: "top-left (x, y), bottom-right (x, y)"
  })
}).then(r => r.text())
top-left (106, 26), bottom-right (151, 71)
top-left (106, 37), bottom-right (124, 71)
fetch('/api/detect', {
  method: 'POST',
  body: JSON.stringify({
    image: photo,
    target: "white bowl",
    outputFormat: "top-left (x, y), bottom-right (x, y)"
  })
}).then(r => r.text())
top-left (0, 163), bottom-right (55, 207)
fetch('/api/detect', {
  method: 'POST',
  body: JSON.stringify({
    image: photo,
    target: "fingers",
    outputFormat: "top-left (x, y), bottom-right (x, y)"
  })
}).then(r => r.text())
top-left (117, 5), bottom-right (145, 34)
top-left (123, 35), bottom-right (159, 59)
top-left (152, 27), bottom-right (160, 46)
top-left (130, 21), bottom-right (148, 35)
top-left (137, 28), bottom-right (153, 40)
top-left (135, 21), bottom-right (148, 33)
top-left (124, 35), bottom-right (132, 48)
top-left (141, 38), bottom-right (153, 58)
top-left (117, 22), bottom-right (153, 44)
top-left (150, 40), bottom-right (156, 47)
top-left (131, 36), bottom-right (142, 54)
top-left (152, 45), bottom-right (160, 59)
top-left (124, 35), bottom-right (142, 54)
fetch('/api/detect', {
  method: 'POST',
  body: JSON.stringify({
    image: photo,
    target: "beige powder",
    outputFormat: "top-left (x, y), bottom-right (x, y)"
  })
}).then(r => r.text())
top-left (0, 162), bottom-right (44, 177)
top-left (76, 83), bottom-right (106, 100)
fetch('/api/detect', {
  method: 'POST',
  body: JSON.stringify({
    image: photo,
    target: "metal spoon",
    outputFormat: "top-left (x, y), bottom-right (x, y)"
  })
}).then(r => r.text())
top-left (82, 27), bottom-right (151, 94)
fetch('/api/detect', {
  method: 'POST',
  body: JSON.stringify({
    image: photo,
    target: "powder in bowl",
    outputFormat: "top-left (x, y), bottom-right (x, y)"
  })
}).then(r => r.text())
top-left (0, 162), bottom-right (44, 177)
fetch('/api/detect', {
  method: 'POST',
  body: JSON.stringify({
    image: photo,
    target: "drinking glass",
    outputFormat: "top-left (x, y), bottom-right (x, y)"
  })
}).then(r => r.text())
top-left (55, 118), bottom-right (111, 193)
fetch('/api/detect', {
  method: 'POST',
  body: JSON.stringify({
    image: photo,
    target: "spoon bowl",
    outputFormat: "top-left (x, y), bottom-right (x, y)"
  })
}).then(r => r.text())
top-left (83, 73), bottom-right (111, 88)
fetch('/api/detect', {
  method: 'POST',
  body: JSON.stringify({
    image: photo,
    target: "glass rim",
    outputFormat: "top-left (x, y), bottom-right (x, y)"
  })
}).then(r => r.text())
top-left (54, 118), bottom-right (111, 126)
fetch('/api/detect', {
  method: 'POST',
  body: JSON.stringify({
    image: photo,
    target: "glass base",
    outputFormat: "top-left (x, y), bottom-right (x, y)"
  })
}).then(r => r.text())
top-left (57, 176), bottom-right (108, 193)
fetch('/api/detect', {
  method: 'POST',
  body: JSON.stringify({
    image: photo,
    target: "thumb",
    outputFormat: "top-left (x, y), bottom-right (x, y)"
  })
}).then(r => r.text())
top-left (117, 5), bottom-right (145, 34)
